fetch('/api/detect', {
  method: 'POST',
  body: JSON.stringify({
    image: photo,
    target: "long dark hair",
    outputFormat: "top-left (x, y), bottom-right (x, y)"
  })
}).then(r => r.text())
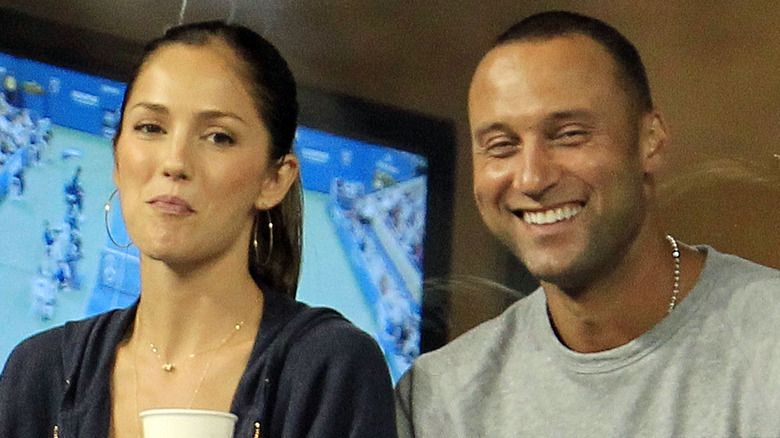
top-left (115, 21), bottom-right (302, 298)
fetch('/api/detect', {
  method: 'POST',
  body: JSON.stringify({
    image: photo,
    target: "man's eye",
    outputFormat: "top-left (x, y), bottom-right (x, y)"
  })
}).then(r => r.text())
top-left (205, 132), bottom-right (235, 146)
top-left (554, 129), bottom-right (589, 146)
top-left (484, 140), bottom-right (517, 158)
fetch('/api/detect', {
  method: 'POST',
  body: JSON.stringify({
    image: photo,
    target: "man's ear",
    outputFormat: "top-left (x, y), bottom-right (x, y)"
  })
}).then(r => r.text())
top-left (255, 154), bottom-right (300, 209)
top-left (640, 112), bottom-right (668, 175)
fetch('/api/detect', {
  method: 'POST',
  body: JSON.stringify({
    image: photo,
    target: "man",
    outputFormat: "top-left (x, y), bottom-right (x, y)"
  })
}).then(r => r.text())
top-left (396, 10), bottom-right (780, 437)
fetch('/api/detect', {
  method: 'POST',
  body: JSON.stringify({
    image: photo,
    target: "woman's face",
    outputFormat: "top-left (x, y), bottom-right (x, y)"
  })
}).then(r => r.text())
top-left (114, 40), bottom-right (296, 268)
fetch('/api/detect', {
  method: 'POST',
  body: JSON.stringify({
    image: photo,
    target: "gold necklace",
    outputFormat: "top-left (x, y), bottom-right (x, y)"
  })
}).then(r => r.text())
top-left (133, 320), bottom-right (248, 436)
top-left (133, 337), bottom-right (142, 437)
top-left (147, 321), bottom-right (245, 373)
top-left (130, 294), bottom-right (262, 437)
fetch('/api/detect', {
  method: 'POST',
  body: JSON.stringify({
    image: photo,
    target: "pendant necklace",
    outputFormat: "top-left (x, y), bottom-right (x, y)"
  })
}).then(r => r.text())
top-left (133, 319), bottom-right (248, 436)
top-left (147, 321), bottom-right (245, 373)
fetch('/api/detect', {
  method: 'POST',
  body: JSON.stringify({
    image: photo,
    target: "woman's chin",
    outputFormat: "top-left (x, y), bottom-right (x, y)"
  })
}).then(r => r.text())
top-left (138, 241), bottom-right (194, 265)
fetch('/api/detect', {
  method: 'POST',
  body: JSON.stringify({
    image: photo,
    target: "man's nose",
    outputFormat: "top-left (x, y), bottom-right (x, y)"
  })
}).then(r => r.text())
top-left (514, 141), bottom-right (558, 199)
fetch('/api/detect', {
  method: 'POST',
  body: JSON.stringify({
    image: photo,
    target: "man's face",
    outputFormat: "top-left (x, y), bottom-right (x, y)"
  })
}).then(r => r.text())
top-left (469, 35), bottom-right (658, 290)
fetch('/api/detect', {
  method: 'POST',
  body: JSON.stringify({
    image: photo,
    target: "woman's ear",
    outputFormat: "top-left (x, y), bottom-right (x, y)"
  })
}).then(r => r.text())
top-left (255, 153), bottom-right (300, 209)
top-left (112, 163), bottom-right (119, 187)
top-left (112, 138), bottom-right (120, 186)
top-left (640, 112), bottom-right (669, 175)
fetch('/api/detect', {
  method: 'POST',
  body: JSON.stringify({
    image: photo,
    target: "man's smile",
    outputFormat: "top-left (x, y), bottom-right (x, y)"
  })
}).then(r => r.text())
top-left (517, 202), bottom-right (583, 225)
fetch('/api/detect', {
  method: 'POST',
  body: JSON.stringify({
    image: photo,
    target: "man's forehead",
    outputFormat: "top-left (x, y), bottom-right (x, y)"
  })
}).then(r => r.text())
top-left (467, 33), bottom-right (637, 134)
top-left (468, 33), bottom-right (627, 113)
top-left (476, 34), bottom-right (616, 82)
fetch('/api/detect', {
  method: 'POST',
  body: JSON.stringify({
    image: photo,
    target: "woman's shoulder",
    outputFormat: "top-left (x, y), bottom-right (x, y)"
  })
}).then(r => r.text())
top-left (263, 291), bottom-right (386, 368)
top-left (1, 318), bottom-right (86, 398)
top-left (278, 297), bottom-right (378, 358)
top-left (292, 308), bottom-right (381, 359)
top-left (237, 293), bottom-right (396, 438)
top-left (5, 312), bottom-right (103, 366)
top-left (0, 307), bottom-right (135, 436)
top-left (2, 306), bottom-right (134, 381)
top-left (4, 323), bottom-right (69, 374)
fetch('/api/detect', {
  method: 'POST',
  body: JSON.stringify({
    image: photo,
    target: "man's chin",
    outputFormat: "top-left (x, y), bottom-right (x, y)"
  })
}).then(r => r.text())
top-left (522, 256), bottom-right (595, 293)
top-left (524, 261), bottom-right (572, 284)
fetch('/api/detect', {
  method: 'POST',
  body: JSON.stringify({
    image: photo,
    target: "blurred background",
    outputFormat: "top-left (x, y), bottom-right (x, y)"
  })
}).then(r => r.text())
top-left (0, 0), bottom-right (777, 339)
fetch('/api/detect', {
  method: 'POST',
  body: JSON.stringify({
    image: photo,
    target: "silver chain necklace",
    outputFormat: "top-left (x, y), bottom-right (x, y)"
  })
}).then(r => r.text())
top-left (665, 235), bottom-right (681, 313)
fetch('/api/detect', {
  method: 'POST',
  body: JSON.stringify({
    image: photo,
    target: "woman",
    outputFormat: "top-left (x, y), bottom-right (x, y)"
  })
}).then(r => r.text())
top-left (0, 21), bottom-right (397, 437)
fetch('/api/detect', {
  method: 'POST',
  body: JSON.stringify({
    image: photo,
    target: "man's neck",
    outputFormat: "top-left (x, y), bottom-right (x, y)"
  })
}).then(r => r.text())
top-left (543, 235), bottom-right (706, 353)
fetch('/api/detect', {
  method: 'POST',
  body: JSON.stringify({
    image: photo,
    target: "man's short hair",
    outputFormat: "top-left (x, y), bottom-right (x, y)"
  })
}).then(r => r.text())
top-left (494, 11), bottom-right (653, 114)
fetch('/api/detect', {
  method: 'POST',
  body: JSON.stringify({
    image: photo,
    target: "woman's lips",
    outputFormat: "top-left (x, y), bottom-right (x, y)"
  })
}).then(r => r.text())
top-left (148, 195), bottom-right (195, 216)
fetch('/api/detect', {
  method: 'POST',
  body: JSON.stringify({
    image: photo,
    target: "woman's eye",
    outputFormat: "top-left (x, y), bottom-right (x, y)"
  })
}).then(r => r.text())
top-left (133, 123), bottom-right (164, 135)
top-left (205, 132), bottom-right (236, 146)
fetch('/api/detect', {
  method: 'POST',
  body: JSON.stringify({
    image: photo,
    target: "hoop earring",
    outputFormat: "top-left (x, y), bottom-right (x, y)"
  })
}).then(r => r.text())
top-left (253, 210), bottom-right (274, 266)
top-left (104, 189), bottom-right (132, 249)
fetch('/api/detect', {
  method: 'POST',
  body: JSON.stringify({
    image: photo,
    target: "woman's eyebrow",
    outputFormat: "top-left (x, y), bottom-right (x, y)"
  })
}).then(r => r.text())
top-left (195, 110), bottom-right (247, 124)
top-left (129, 102), bottom-right (169, 114)
top-left (128, 104), bottom-right (247, 125)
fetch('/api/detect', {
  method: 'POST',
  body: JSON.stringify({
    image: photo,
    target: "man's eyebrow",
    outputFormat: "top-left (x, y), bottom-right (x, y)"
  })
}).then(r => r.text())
top-left (547, 109), bottom-right (597, 122)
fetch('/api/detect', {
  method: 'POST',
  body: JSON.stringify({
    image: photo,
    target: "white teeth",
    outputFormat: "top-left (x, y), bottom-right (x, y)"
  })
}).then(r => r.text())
top-left (523, 204), bottom-right (582, 225)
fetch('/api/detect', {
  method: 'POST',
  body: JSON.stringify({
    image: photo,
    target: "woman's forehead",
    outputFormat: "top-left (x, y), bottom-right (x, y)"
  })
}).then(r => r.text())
top-left (128, 41), bottom-right (262, 120)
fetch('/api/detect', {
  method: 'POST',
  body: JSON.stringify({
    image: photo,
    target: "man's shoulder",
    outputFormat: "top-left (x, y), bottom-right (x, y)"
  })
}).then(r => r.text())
top-left (412, 288), bottom-right (543, 379)
top-left (701, 247), bottom-right (780, 299)
top-left (395, 289), bottom-right (543, 435)
top-left (705, 246), bottom-right (780, 278)
top-left (693, 248), bottom-right (780, 341)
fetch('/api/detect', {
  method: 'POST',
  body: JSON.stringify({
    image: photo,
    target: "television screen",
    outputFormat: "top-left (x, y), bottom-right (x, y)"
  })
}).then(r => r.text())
top-left (0, 49), bottom-right (127, 366)
top-left (0, 16), bottom-right (454, 383)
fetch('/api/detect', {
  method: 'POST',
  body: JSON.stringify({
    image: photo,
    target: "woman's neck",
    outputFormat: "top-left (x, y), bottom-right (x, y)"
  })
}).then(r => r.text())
top-left (133, 252), bottom-right (264, 365)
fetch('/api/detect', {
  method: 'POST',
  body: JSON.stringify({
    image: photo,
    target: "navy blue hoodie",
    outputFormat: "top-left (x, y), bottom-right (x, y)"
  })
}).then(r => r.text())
top-left (0, 290), bottom-right (397, 437)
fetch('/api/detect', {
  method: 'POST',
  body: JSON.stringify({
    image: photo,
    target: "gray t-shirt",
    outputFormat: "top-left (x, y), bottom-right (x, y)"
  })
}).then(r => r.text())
top-left (396, 247), bottom-right (780, 437)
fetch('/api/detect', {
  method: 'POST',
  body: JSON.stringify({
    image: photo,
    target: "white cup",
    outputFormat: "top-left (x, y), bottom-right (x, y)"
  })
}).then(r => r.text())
top-left (140, 409), bottom-right (238, 438)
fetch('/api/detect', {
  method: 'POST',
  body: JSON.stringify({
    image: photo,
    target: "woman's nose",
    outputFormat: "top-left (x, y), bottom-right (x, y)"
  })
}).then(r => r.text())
top-left (161, 132), bottom-right (190, 181)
